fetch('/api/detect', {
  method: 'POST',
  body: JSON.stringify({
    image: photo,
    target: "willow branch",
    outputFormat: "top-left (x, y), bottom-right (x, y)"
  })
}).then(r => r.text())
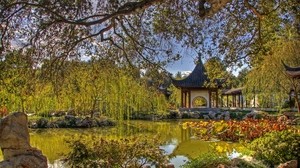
top-left (244, 0), bottom-right (263, 19)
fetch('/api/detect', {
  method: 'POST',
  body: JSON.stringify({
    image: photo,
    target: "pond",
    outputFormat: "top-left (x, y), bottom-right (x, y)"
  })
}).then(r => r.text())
top-left (0, 120), bottom-right (240, 167)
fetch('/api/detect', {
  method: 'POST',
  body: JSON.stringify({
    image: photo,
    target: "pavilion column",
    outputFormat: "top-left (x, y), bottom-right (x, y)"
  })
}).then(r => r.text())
top-left (216, 90), bottom-right (219, 108)
top-left (181, 90), bottom-right (187, 108)
top-left (209, 90), bottom-right (211, 108)
top-left (185, 91), bottom-right (189, 108)
top-left (221, 95), bottom-right (223, 107)
top-left (227, 95), bottom-right (229, 107)
top-left (241, 95), bottom-right (244, 109)
top-left (181, 89), bottom-right (184, 107)
top-left (233, 95), bottom-right (234, 107)
top-left (184, 91), bottom-right (187, 108)
top-left (233, 95), bottom-right (236, 107)
top-left (188, 90), bottom-right (191, 108)
top-left (238, 94), bottom-right (241, 108)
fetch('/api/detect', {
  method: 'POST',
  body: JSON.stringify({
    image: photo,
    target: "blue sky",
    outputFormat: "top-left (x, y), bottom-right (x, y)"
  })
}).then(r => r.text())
top-left (166, 51), bottom-right (243, 77)
top-left (164, 42), bottom-right (200, 75)
top-left (166, 54), bottom-right (196, 75)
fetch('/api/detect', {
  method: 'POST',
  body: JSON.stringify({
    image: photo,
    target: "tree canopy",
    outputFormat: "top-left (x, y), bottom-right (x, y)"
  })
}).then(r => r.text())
top-left (204, 57), bottom-right (237, 88)
top-left (1, 0), bottom-right (299, 69)
top-left (0, 54), bottom-right (168, 118)
top-left (1, 0), bottom-right (300, 113)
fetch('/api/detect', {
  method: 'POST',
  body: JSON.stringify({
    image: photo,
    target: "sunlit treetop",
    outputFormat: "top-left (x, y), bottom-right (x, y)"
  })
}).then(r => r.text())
top-left (0, 0), bottom-right (299, 70)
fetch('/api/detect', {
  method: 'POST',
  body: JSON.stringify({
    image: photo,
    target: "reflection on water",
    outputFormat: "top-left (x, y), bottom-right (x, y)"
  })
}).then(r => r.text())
top-left (170, 156), bottom-right (189, 167)
top-left (160, 139), bottom-right (178, 155)
top-left (0, 120), bottom-right (240, 167)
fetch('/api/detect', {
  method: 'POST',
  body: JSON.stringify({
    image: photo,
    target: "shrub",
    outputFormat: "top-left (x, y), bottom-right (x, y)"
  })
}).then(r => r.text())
top-left (231, 158), bottom-right (267, 168)
top-left (37, 111), bottom-right (52, 118)
top-left (248, 130), bottom-right (300, 166)
top-left (183, 152), bottom-right (230, 168)
top-left (181, 112), bottom-right (191, 119)
top-left (64, 136), bottom-right (168, 168)
top-left (230, 112), bottom-right (247, 120)
top-left (184, 143), bottom-right (268, 168)
top-left (183, 119), bottom-right (292, 142)
top-left (36, 117), bottom-right (48, 128)
top-left (167, 111), bottom-right (179, 119)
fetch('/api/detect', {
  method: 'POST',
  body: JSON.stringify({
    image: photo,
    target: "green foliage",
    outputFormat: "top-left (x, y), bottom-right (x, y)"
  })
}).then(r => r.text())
top-left (245, 39), bottom-right (300, 110)
top-left (231, 158), bottom-right (267, 168)
top-left (184, 142), bottom-right (267, 168)
top-left (168, 84), bottom-right (181, 109)
top-left (204, 57), bottom-right (236, 88)
top-left (0, 58), bottom-right (168, 120)
top-left (183, 149), bottom-right (267, 168)
top-left (248, 130), bottom-right (300, 166)
top-left (229, 111), bottom-right (248, 120)
top-left (236, 68), bottom-right (250, 87)
top-left (65, 136), bottom-right (168, 168)
top-left (0, 50), bottom-right (36, 112)
top-left (183, 152), bottom-right (230, 168)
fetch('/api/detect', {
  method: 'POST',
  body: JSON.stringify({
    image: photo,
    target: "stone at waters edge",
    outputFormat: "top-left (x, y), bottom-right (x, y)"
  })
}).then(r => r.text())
top-left (0, 112), bottom-right (48, 168)
top-left (277, 160), bottom-right (298, 168)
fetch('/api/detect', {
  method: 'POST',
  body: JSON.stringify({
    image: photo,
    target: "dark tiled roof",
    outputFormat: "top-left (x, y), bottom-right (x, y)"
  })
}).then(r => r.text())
top-left (171, 59), bottom-right (209, 88)
top-left (282, 61), bottom-right (300, 78)
top-left (283, 61), bottom-right (300, 71)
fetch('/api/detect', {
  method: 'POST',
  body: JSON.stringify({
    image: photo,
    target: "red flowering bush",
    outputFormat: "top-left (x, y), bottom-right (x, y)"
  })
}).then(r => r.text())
top-left (182, 119), bottom-right (294, 142)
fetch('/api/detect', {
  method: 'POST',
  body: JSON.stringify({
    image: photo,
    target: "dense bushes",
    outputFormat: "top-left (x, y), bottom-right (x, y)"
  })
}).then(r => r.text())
top-left (184, 152), bottom-right (230, 168)
top-left (229, 111), bottom-right (248, 120)
top-left (184, 155), bottom-right (268, 168)
top-left (64, 136), bottom-right (168, 168)
top-left (183, 149), bottom-right (267, 168)
top-left (248, 130), bottom-right (300, 166)
top-left (183, 118), bottom-right (299, 167)
top-left (185, 130), bottom-right (299, 168)
top-left (183, 119), bottom-right (292, 141)
top-left (29, 116), bottom-right (115, 128)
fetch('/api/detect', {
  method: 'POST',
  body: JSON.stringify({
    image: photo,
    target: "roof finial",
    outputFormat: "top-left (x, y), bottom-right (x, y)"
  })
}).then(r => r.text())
top-left (195, 52), bottom-right (203, 65)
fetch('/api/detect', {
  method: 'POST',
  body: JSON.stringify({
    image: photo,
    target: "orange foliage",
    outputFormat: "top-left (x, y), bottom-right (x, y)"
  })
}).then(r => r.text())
top-left (0, 106), bottom-right (8, 118)
top-left (183, 119), bottom-right (293, 142)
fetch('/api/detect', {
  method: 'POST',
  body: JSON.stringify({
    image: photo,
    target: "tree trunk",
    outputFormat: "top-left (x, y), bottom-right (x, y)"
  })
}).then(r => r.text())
top-left (91, 98), bottom-right (97, 118)
top-left (20, 97), bottom-right (25, 113)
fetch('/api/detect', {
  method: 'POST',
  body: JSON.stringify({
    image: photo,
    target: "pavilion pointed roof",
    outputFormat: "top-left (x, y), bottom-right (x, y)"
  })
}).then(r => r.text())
top-left (172, 58), bottom-right (209, 88)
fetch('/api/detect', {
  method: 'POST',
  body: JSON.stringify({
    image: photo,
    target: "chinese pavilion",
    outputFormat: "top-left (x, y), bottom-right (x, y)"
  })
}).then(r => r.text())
top-left (171, 58), bottom-right (219, 108)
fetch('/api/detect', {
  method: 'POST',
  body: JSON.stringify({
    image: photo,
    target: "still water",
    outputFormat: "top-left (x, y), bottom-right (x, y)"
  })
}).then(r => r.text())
top-left (0, 120), bottom-right (239, 167)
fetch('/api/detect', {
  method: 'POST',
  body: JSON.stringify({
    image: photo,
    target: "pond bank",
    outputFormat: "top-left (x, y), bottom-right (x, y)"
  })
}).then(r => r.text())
top-left (27, 109), bottom-right (300, 129)
top-left (28, 115), bottom-right (115, 128)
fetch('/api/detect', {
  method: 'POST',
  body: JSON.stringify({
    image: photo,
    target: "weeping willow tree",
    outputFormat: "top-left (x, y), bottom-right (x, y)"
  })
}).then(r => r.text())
top-left (0, 54), bottom-right (168, 119)
top-left (0, 50), bottom-right (37, 113)
top-left (245, 39), bottom-right (300, 111)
